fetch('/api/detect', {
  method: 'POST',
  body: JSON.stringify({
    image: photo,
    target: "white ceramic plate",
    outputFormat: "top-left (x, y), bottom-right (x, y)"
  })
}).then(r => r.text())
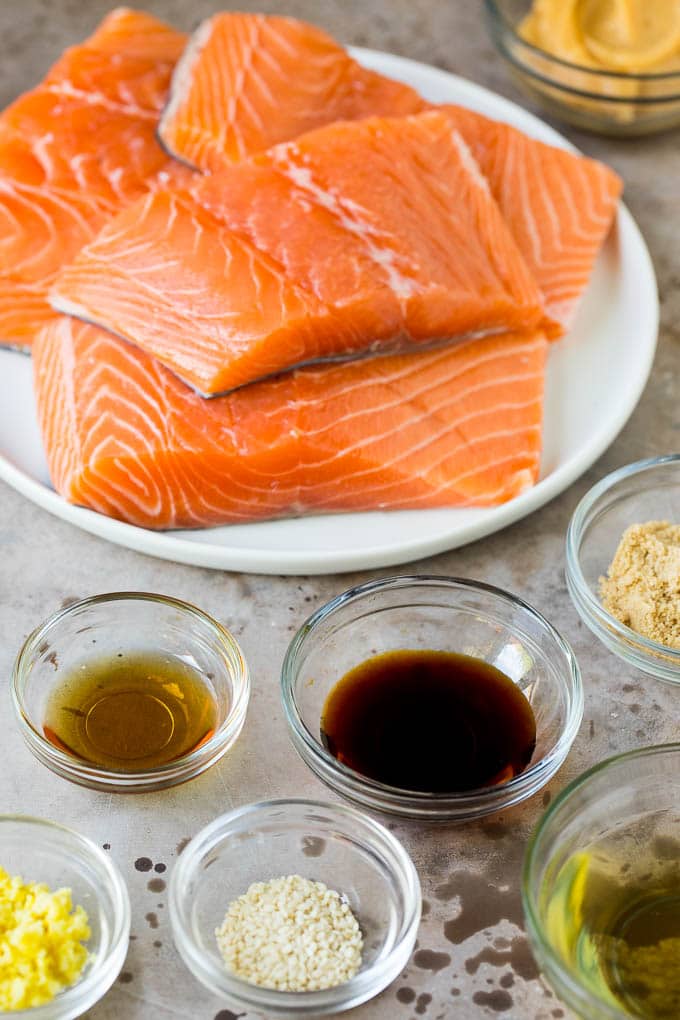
top-left (0, 49), bottom-right (658, 575)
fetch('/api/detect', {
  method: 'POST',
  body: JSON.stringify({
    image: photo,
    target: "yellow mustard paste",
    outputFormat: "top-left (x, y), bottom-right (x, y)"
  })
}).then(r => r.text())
top-left (521, 0), bottom-right (680, 73)
top-left (519, 0), bottom-right (680, 124)
top-left (0, 867), bottom-right (90, 1010)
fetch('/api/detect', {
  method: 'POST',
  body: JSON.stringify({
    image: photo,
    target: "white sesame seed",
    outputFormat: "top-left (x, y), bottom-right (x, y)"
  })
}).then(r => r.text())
top-left (215, 875), bottom-right (363, 991)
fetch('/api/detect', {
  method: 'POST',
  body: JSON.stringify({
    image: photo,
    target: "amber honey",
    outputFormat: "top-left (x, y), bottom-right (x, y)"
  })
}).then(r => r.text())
top-left (43, 652), bottom-right (219, 771)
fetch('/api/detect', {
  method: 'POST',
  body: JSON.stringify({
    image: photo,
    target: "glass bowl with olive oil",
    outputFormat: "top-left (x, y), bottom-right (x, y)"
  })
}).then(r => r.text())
top-left (281, 575), bottom-right (583, 820)
top-left (524, 744), bottom-right (680, 1020)
top-left (11, 593), bottom-right (250, 792)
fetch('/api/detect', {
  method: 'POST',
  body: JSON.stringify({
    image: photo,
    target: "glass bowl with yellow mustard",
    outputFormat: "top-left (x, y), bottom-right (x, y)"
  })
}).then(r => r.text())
top-left (0, 815), bottom-right (130, 1018)
top-left (566, 455), bottom-right (680, 683)
top-left (485, 0), bottom-right (680, 135)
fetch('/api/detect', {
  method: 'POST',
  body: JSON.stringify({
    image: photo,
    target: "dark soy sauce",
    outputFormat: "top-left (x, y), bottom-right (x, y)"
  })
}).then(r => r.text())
top-left (320, 649), bottom-right (536, 793)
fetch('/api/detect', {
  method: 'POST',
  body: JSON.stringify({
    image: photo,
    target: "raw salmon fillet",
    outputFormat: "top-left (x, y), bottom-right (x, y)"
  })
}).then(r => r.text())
top-left (0, 7), bottom-right (187, 350)
top-left (68, 7), bottom-right (186, 61)
top-left (158, 12), bottom-right (425, 172)
top-left (44, 7), bottom-right (187, 112)
top-left (152, 8), bottom-right (620, 339)
top-left (33, 317), bottom-right (547, 529)
top-left (52, 110), bottom-right (544, 395)
top-left (441, 105), bottom-right (622, 337)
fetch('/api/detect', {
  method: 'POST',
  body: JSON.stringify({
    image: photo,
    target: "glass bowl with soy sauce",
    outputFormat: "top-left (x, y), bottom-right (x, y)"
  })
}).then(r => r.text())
top-left (281, 575), bottom-right (583, 821)
top-left (11, 592), bottom-right (250, 792)
top-left (523, 744), bottom-right (680, 1020)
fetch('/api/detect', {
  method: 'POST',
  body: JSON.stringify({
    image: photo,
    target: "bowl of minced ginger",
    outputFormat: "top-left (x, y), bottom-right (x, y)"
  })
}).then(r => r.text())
top-left (0, 866), bottom-right (90, 1011)
top-left (486, 0), bottom-right (680, 135)
top-left (0, 816), bottom-right (130, 1016)
top-left (567, 457), bottom-right (680, 682)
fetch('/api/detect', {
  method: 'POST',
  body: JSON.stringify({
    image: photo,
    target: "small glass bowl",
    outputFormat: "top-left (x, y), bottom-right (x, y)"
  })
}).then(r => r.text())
top-left (0, 815), bottom-right (130, 1019)
top-left (485, 0), bottom-right (680, 136)
top-left (566, 456), bottom-right (680, 685)
top-left (281, 575), bottom-right (583, 820)
top-left (11, 592), bottom-right (250, 792)
top-left (523, 744), bottom-right (680, 1020)
top-left (169, 798), bottom-right (421, 1017)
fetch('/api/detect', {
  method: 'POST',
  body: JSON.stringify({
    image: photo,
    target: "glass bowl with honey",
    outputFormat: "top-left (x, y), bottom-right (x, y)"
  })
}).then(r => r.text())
top-left (523, 744), bottom-right (680, 1020)
top-left (11, 592), bottom-right (250, 792)
top-left (281, 575), bottom-right (583, 820)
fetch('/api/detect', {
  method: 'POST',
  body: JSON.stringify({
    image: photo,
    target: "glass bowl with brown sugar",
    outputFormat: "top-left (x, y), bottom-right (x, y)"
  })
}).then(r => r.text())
top-left (566, 455), bottom-right (680, 684)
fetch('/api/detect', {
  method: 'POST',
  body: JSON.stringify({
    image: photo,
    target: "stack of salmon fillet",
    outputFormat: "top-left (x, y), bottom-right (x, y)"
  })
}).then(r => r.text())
top-left (0, 8), bottom-right (622, 529)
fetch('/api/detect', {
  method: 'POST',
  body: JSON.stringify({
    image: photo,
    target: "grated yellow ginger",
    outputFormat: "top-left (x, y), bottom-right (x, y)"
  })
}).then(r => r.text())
top-left (0, 866), bottom-right (90, 1011)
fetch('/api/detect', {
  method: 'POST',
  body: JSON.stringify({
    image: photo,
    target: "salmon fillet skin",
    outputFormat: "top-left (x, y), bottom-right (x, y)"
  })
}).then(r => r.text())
top-left (0, 7), bottom-right (187, 351)
top-left (33, 317), bottom-right (547, 530)
top-left (52, 110), bottom-right (544, 395)
top-left (157, 11), bottom-right (426, 172)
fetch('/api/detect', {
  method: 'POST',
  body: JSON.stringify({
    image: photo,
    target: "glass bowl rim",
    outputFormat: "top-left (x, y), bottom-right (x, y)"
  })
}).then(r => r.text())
top-left (522, 742), bottom-right (680, 1020)
top-left (0, 814), bottom-right (131, 1018)
top-left (168, 797), bottom-right (422, 1011)
top-left (566, 455), bottom-right (680, 668)
top-left (11, 591), bottom-right (251, 783)
top-left (281, 574), bottom-right (583, 804)
top-left (484, 0), bottom-right (680, 84)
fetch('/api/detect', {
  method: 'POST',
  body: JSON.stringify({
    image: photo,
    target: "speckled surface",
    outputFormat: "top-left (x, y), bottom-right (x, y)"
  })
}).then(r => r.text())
top-left (0, 3), bottom-right (678, 1019)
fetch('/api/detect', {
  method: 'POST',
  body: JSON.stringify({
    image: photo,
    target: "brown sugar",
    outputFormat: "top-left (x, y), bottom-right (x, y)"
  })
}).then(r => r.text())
top-left (599, 521), bottom-right (680, 649)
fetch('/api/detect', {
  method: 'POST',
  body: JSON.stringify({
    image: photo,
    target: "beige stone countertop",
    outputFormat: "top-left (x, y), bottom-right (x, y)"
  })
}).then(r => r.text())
top-left (0, 2), bottom-right (678, 1019)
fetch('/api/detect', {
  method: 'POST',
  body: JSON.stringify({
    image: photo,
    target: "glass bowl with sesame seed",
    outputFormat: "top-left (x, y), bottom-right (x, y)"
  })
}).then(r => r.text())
top-left (168, 799), bottom-right (421, 1016)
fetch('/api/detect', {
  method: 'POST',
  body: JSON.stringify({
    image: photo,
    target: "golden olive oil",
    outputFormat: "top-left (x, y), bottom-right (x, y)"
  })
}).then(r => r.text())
top-left (43, 652), bottom-right (219, 771)
top-left (544, 843), bottom-right (680, 1018)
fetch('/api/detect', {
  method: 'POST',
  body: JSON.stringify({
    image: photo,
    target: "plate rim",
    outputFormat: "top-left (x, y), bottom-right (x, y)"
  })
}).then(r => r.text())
top-left (0, 48), bottom-right (659, 575)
